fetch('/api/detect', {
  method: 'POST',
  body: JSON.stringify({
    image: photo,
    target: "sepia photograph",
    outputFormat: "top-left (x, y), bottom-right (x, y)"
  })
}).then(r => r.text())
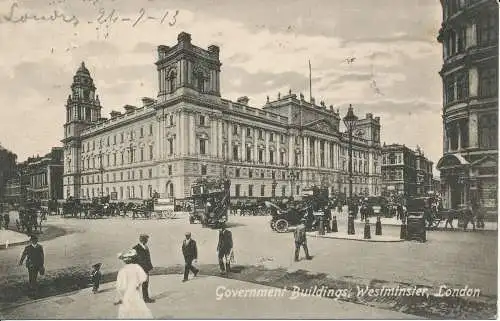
top-left (0, 0), bottom-right (497, 319)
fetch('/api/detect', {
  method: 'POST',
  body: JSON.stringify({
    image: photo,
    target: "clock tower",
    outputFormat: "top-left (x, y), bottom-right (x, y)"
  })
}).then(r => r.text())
top-left (62, 62), bottom-right (102, 199)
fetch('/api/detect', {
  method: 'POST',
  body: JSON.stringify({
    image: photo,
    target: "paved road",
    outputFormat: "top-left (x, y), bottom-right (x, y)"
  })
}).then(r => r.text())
top-left (0, 213), bottom-right (496, 297)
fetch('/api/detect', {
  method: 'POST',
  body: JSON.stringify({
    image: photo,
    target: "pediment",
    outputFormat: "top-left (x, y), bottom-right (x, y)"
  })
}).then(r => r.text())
top-left (304, 119), bottom-right (337, 134)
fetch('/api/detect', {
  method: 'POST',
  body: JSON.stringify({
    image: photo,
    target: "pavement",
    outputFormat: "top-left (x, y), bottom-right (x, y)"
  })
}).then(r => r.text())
top-left (307, 231), bottom-right (403, 242)
top-left (0, 274), bottom-right (417, 319)
top-left (0, 229), bottom-right (29, 249)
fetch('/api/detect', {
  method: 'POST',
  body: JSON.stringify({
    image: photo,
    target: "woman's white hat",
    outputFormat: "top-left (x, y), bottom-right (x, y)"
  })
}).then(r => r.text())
top-left (118, 248), bottom-right (137, 260)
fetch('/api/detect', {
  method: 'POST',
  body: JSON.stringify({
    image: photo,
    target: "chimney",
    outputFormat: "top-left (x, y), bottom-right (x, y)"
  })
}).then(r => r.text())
top-left (177, 32), bottom-right (192, 49)
top-left (157, 45), bottom-right (169, 60)
top-left (110, 111), bottom-right (121, 118)
top-left (142, 97), bottom-right (155, 107)
top-left (208, 45), bottom-right (220, 58)
top-left (237, 96), bottom-right (249, 105)
top-left (124, 105), bottom-right (137, 113)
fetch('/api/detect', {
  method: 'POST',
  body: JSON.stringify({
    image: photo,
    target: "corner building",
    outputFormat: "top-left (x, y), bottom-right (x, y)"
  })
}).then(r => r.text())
top-left (436, 0), bottom-right (498, 216)
top-left (62, 32), bottom-right (383, 201)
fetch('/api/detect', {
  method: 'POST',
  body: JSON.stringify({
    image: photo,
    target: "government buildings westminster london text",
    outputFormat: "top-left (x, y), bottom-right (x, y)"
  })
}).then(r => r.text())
top-left (62, 32), bottom-right (383, 201)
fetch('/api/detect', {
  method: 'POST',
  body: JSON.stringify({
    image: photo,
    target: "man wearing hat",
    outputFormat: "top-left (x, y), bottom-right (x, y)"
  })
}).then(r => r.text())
top-left (294, 218), bottom-right (311, 262)
top-left (19, 235), bottom-right (45, 296)
top-left (181, 232), bottom-right (199, 282)
top-left (217, 225), bottom-right (233, 274)
top-left (133, 234), bottom-right (155, 303)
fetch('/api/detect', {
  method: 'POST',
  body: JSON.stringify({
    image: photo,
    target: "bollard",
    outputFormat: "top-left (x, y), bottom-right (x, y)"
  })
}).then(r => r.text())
top-left (364, 219), bottom-right (371, 239)
top-left (331, 216), bottom-right (338, 233)
top-left (319, 216), bottom-right (325, 236)
top-left (347, 215), bottom-right (355, 235)
top-left (400, 223), bottom-right (407, 240)
top-left (375, 216), bottom-right (382, 235)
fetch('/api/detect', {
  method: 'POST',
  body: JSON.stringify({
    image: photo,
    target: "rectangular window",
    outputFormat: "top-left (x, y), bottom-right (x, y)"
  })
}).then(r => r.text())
top-left (120, 133), bottom-right (124, 143)
top-left (200, 115), bottom-right (205, 126)
top-left (139, 170), bottom-right (143, 179)
top-left (280, 152), bottom-right (284, 165)
top-left (258, 150), bottom-right (263, 163)
top-left (269, 151), bottom-right (274, 164)
top-left (149, 124), bottom-right (153, 135)
top-left (260, 171), bottom-right (265, 179)
top-left (445, 76), bottom-right (455, 104)
top-left (140, 148), bottom-right (144, 162)
top-left (149, 145), bottom-right (154, 160)
top-left (248, 185), bottom-right (253, 197)
top-left (270, 133), bottom-right (274, 142)
top-left (280, 135), bottom-right (284, 143)
top-left (201, 164), bottom-right (207, 175)
top-left (282, 172), bottom-right (286, 180)
top-left (479, 67), bottom-right (498, 98)
top-left (456, 72), bottom-right (469, 100)
top-left (235, 184), bottom-right (241, 197)
top-left (169, 139), bottom-right (174, 155)
top-left (168, 165), bottom-right (172, 175)
top-left (478, 14), bottom-right (498, 46)
top-left (233, 124), bottom-right (238, 135)
top-left (272, 171), bottom-right (276, 179)
top-left (235, 168), bottom-right (240, 178)
top-left (259, 130), bottom-right (263, 139)
top-left (148, 169), bottom-right (152, 178)
top-left (281, 186), bottom-right (286, 197)
top-left (232, 146), bottom-right (238, 160)
top-left (140, 127), bottom-right (144, 138)
top-left (246, 128), bottom-right (251, 137)
top-left (169, 115), bottom-right (174, 126)
top-left (260, 185), bottom-right (265, 196)
top-left (249, 170), bottom-right (253, 178)
top-left (200, 139), bottom-right (206, 155)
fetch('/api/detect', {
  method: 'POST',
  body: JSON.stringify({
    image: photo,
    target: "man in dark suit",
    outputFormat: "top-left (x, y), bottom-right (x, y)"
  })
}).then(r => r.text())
top-left (181, 232), bottom-right (199, 282)
top-left (217, 225), bottom-right (233, 273)
top-left (133, 234), bottom-right (155, 303)
top-left (19, 235), bottom-right (45, 296)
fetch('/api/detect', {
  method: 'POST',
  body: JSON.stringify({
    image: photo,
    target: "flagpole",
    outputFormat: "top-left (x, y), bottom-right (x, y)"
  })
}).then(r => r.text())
top-left (309, 59), bottom-right (312, 101)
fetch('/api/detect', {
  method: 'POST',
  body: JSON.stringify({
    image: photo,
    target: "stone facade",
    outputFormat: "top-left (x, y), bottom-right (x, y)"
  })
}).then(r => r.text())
top-left (436, 0), bottom-right (498, 216)
top-left (0, 144), bottom-right (17, 201)
top-left (62, 32), bottom-right (383, 201)
top-left (23, 148), bottom-right (64, 201)
top-left (381, 144), bottom-right (433, 198)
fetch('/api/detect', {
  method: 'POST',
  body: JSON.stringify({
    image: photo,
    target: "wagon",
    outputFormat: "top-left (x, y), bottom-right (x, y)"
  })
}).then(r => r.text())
top-left (153, 198), bottom-right (176, 219)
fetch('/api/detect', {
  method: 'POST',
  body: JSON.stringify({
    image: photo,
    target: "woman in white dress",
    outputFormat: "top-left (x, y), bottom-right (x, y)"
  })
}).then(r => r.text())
top-left (114, 249), bottom-right (153, 319)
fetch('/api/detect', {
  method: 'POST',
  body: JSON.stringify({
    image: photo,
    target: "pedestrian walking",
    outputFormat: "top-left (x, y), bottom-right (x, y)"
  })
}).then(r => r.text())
top-left (294, 218), bottom-right (312, 262)
top-left (91, 263), bottom-right (102, 294)
top-left (115, 249), bottom-right (153, 319)
top-left (19, 235), bottom-right (45, 297)
top-left (132, 234), bottom-right (155, 303)
top-left (360, 203), bottom-right (368, 221)
top-left (463, 204), bottom-right (476, 231)
top-left (217, 225), bottom-right (233, 274)
top-left (181, 232), bottom-right (199, 282)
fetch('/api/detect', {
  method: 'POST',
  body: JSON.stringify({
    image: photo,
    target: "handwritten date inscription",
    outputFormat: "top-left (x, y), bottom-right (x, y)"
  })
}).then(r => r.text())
top-left (0, 2), bottom-right (179, 28)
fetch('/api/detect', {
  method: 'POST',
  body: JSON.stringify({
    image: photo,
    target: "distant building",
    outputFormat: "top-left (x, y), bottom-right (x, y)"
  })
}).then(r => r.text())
top-left (0, 144), bottom-right (17, 201)
top-left (432, 178), bottom-right (441, 194)
top-left (3, 163), bottom-right (29, 204)
top-left (62, 32), bottom-right (383, 201)
top-left (436, 0), bottom-right (498, 216)
top-left (24, 148), bottom-right (64, 201)
top-left (381, 144), bottom-right (434, 198)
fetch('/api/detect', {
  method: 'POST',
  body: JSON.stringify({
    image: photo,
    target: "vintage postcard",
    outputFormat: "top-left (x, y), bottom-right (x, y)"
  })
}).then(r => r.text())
top-left (0, 0), bottom-right (497, 319)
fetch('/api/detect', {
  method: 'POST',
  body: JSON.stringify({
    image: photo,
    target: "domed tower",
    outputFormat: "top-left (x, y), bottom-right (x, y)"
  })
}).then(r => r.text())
top-left (62, 62), bottom-right (102, 199)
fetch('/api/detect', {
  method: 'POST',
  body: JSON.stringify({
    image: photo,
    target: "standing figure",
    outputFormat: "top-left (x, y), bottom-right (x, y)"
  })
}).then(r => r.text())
top-left (360, 203), bottom-right (368, 221)
top-left (181, 232), bottom-right (199, 282)
top-left (19, 235), bottom-right (45, 296)
top-left (91, 263), bottom-right (102, 294)
top-left (294, 218), bottom-right (311, 261)
top-left (133, 234), bottom-right (155, 303)
top-left (463, 204), bottom-right (476, 231)
top-left (115, 249), bottom-right (153, 319)
top-left (217, 225), bottom-right (233, 274)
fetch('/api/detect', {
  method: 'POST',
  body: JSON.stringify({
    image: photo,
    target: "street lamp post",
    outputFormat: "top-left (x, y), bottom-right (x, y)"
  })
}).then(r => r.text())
top-left (272, 179), bottom-right (277, 198)
top-left (343, 104), bottom-right (358, 215)
top-left (287, 167), bottom-right (298, 198)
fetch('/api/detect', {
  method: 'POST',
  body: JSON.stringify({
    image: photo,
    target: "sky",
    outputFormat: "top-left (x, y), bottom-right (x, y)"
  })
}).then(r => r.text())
top-left (0, 0), bottom-right (443, 175)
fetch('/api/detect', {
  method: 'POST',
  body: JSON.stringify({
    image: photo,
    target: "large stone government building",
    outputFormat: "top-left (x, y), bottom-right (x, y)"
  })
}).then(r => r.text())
top-left (436, 0), bottom-right (498, 216)
top-left (62, 32), bottom-right (383, 201)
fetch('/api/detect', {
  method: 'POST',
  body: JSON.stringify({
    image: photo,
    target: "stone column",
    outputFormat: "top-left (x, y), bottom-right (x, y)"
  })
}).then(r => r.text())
top-left (182, 112), bottom-right (189, 156)
top-left (469, 112), bottom-right (478, 148)
top-left (217, 119), bottom-right (223, 158)
top-left (315, 139), bottom-right (320, 167)
top-left (241, 128), bottom-right (246, 161)
top-left (326, 141), bottom-right (330, 168)
top-left (254, 130), bottom-right (258, 163)
top-left (190, 113), bottom-right (196, 155)
top-left (457, 122), bottom-right (462, 151)
top-left (265, 131), bottom-right (269, 163)
top-left (227, 121), bottom-right (232, 160)
top-left (469, 67), bottom-right (479, 97)
top-left (303, 136), bottom-right (309, 167)
top-left (288, 135), bottom-right (294, 166)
